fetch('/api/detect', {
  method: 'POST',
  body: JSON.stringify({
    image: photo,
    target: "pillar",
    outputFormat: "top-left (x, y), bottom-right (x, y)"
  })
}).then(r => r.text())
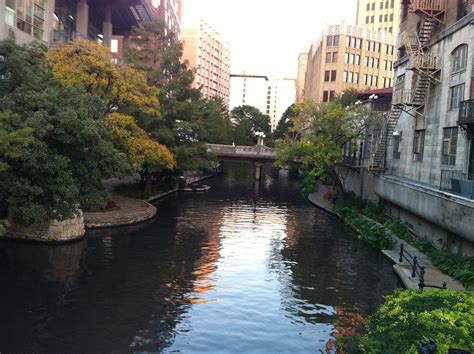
top-left (102, 5), bottom-right (113, 49)
top-left (76, 0), bottom-right (89, 39)
top-left (255, 164), bottom-right (262, 180)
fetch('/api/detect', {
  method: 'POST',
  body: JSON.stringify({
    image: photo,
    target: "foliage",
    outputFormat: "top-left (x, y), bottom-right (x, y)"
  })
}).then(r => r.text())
top-left (337, 206), bottom-right (394, 250)
top-left (173, 143), bottom-right (219, 175)
top-left (273, 104), bottom-right (296, 140)
top-left (359, 289), bottom-right (474, 353)
top-left (338, 88), bottom-right (360, 108)
top-left (47, 40), bottom-right (160, 116)
top-left (0, 38), bottom-right (127, 224)
top-left (198, 97), bottom-right (233, 144)
top-left (231, 105), bottom-right (271, 145)
top-left (276, 100), bottom-right (369, 194)
top-left (337, 193), bottom-right (474, 288)
top-left (105, 113), bottom-right (175, 173)
top-left (0, 219), bottom-right (5, 236)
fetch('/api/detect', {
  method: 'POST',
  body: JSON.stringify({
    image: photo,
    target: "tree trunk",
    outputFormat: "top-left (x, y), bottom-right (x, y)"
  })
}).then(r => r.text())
top-left (326, 166), bottom-right (344, 196)
top-left (144, 171), bottom-right (152, 195)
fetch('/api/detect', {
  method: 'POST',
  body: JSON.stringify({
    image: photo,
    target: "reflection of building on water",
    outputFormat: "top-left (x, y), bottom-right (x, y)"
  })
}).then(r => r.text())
top-left (326, 306), bottom-right (367, 352)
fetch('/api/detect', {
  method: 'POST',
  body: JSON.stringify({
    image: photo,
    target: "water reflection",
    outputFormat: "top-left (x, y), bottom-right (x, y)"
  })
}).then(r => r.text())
top-left (0, 162), bottom-right (401, 352)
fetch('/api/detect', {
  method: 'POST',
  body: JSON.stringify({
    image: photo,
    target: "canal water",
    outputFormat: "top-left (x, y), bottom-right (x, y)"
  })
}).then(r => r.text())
top-left (0, 162), bottom-right (401, 352)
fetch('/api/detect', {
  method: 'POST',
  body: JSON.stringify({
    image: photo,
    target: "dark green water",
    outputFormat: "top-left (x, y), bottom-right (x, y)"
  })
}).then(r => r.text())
top-left (0, 162), bottom-right (401, 352)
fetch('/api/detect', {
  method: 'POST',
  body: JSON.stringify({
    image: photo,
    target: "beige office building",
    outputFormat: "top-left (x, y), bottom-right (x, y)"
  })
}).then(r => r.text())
top-left (304, 22), bottom-right (395, 103)
top-left (182, 20), bottom-right (231, 104)
top-left (356, 0), bottom-right (401, 36)
top-left (296, 52), bottom-right (308, 103)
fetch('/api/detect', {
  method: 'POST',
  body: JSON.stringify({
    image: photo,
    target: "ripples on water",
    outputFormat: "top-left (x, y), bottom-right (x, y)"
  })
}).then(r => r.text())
top-left (0, 162), bottom-right (401, 352)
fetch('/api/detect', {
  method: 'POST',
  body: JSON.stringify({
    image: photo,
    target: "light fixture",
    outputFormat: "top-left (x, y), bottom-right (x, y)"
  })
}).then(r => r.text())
top-left (393, 130), bottom-right (400, 137)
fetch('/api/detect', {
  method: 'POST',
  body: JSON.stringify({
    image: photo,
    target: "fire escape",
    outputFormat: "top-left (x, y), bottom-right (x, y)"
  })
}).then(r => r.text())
top-left (369, 0), bottom-right (446, 171)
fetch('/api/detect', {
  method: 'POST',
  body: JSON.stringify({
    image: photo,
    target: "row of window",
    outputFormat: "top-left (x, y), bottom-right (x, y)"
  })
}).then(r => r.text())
top-left (5, 0), bottom-right (47, 40)
top-left (366, 0), bottom-right (395, 11)
top-left (342, 52), bottom-right (393, 70)
top-left (365, 14), bottom-right (393, 24)
top-left (394, 127), bottom-right (458, 166)
top-left (326, 35), bottom-right (340, 47)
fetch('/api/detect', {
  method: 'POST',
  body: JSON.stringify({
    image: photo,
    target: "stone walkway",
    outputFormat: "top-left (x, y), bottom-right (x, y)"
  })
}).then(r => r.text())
top-left (308, 185), bottom-right (468, 292)
top-left (84, 194), bottom-right (157, 229)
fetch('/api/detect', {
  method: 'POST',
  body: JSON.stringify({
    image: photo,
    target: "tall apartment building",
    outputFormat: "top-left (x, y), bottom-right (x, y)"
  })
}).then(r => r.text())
top-left (304, 22), bottom-right (395, 103)
top-left (229, 74), bottom-right (296, 131)
top-left (356, 0), bottom-right (401, 35)
top-left (229, 74), bottom-right (269, 115)
top-left (296, 53), bottom-right (308, 103)
top-left (182, 21), bottom-right (231, 104)
top-left (344, 0), bottom-right (474, 255)
top-left (147, 0), bottom-right (181, 37)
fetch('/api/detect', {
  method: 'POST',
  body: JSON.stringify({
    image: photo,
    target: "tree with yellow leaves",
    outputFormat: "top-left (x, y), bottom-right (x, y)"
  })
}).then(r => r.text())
top-left (105, 113), bottom-right (175, 194)
top-left (47, 40), bottom-right (160, 117)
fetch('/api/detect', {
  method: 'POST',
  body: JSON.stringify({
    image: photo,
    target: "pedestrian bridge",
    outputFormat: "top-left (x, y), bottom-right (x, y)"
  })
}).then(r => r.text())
top-left (206, 143), bottom-right (277, 180)
top-left (206, 144), bottom-right (277, 162)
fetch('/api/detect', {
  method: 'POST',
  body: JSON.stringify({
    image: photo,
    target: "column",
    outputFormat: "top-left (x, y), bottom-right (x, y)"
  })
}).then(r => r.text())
top-left (255, 164), bottom-right (262, 181)
top-left (76, 0), bottom-right (89, 39)
top-left (102, 5), bottom-right (113, 49)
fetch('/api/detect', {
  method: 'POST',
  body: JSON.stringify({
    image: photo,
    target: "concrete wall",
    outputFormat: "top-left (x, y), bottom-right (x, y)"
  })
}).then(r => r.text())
top-left (340, 167), bottom-right (380, 204)
top-left (377, 176), bottom-right (474, 256)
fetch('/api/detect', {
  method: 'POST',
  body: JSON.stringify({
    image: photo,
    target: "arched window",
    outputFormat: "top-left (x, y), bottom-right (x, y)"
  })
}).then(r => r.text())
top-left (452, 45), bottom-right (468, 72)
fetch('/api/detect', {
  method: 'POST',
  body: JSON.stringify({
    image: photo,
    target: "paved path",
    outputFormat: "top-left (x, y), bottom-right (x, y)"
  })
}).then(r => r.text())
top-left (308, 185), bottom-right (468, 292)
top-left (84, 194), bottom-right (156, 229)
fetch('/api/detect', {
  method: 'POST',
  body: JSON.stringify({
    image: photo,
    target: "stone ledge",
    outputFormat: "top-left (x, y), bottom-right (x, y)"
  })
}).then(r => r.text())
top-left (84, 195), bottom-right (157, 229)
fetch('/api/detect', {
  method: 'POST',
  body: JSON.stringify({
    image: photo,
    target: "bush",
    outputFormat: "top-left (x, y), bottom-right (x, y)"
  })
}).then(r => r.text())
top-left (359, 289), bottom-right (474, 353)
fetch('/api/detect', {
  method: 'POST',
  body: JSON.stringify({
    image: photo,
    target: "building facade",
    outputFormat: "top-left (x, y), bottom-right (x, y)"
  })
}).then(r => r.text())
top-left (304, 22), bottom-right (395, 103)
top-left (346, 0), bottom-right (474, 256)
top-left (356, 0), bottom-right (401, 35)
top-left (182, 21), bottom-right (231, 104)
top-left (229, 74), bottom-right (269, 115)
top-left (147, 0), bottom-right (181, 38)
top-left (267, 78), bottom-right (296, 131)
top-left (296, 52), bottom-right (308, 103)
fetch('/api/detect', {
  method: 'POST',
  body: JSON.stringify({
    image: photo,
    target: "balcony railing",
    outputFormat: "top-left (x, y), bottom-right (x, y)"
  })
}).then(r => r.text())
top-left (411, 0), bottom-right (447, 12)
top-left (411, 53), bottom-right (439, 70)
top-left (459, 99), bottom-right (474, 124)
top-left (440, 170), bottom-right (474, 199)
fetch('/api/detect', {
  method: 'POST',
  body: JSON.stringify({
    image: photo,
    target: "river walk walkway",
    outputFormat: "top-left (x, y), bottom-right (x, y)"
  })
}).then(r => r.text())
top-left (308, 185), bottom-right (467, 292)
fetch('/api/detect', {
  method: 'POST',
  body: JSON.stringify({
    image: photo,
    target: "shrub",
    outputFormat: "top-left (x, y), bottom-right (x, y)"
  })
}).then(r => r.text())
top-left (360, 289), bottom-right (474, 353)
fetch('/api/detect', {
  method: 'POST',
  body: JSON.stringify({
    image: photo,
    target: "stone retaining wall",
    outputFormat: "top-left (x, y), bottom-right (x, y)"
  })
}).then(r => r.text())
top-left (4, 211), bottom-right (86, 242)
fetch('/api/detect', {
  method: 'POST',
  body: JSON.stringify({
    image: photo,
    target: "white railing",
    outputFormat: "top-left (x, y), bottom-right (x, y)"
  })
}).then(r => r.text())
top-left (206, 144), bottom-right (277, 159)
top-left (411, 0), bottom-right (447, 12)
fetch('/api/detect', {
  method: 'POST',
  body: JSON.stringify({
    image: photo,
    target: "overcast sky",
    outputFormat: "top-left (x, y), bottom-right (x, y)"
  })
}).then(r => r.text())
top-left (182, 0), bottom-right (358, 79)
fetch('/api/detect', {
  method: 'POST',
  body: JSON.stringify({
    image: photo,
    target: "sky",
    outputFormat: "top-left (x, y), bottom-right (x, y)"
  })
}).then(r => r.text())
top-left (182, 0), bottom-right (358, 79)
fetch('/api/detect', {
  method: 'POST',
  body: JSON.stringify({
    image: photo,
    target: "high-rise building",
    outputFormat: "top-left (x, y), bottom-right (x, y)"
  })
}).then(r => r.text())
top-left (147, 0), bottom-right (182, 37)
top-left (229, 74), bottom-right (269, 115)
top-left (296, 53), bottom-right (308, 103)
top-left (355, 0), bottom-right (401, 36)
top-left (229, 74), bottom-right (296, 131)
top-left (182, 21), bottom-right (231, 104)
top-left (304, 22), bottom-right (395, 103)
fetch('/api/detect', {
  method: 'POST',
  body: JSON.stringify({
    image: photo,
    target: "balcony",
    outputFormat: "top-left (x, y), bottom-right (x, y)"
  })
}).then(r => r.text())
top-left (440, 170), bottom-right (474, 199)
top-left (411, 0), bottom-right (447, 12)
top-left (458, 99), bottom-right (474, 125)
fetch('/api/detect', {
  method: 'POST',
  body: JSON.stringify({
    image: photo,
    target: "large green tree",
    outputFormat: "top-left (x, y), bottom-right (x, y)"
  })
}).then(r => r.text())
top-left (273, 104), bottom-right (297, 140)
top-left (231, 105), bottom-right (271, 145)
top-left (199, 97), bottom-right (233, 144)
top-left (0, 38), bottom-right (127, 224)
top-left (275, 100), bottom-right (368, 195)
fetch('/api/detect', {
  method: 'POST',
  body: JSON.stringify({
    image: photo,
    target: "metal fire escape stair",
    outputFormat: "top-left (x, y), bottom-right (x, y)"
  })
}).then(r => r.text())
top-left (368, 0), bottom-right (446, 171)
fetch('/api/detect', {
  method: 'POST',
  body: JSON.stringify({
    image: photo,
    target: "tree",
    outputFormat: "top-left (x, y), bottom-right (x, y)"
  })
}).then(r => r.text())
top-left (0, 38), bottom-right (127, 224)
top-left (231, 105), bottom-right (271, 145)
top-left (125, 20), bottom-right (216, 174)
top-left (105, 113), bottom-right (175, 194)
top-left (338, 88), bottom-right (360, 108)
top-left (47, 40), bottom-right (160, 116)
top-left (273, 104), bottom-right (296, 140)
top-left (275, 100), bottom-right (369, 195)
top-left (199, 97), bottom-right (233, 144)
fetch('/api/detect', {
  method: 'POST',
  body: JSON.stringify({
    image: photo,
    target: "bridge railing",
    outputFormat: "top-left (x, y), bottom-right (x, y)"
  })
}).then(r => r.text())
top-left (206, 144), bottom-right (276, 159)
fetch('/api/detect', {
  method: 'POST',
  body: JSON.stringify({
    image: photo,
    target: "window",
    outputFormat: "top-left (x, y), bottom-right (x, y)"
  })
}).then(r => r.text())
top-left (325, 71), bottom-right (330, 82)
top-left (384, 14), bottom-right (388, 22)
top-left (379, 14), bottom-right (383, 22)
top-left (323, 90), bottom-right (335, 102)
top-left (364, 74), bottom-right (368, 85)
top-left (10, 0), bottom-right (46, 40)
top-left (372, 2), bottom-right (375, 10)
top-left (442, 127), bottom-right (458, 166)
top-left (355, 54), bottom-right (360, 65)
top-left (366, 16), bottom-right (370, 24)
top-left (354, 72), bottom-right (359, 84)
top-left (402, 0), bottom-right (409, 19)
top-left (369, 57), bottom-right (374, 67)
top-left (350, 53), bottom-right (355, 64)
top-left (333, 35), bottom-right (339, 46)
top-left (326, 52), bottom-right (332, 63)
top-left (366, 3), bottom-right (370, 10)
top-left (327, 36), bottom-right (334, 46)
top-left (357, 38), bottom-right (362, 49)
top-left (457, 0), bottom-right (468, 19)
top-left (332, 52), bottom-right (338, 62)
top-left (452, 45), bottom-right (468, 72)
top-left (413, 130), bottom-right (425, 162)
top-left (375, 58), bottom-right (379, 68)
top-left (390, 14), bottom-right (393, 21)
top-left (393, 131), bottom-right (402, 159)
top-left (331, 70), bottom-right (337, 81)
top-left (346, 36), bottom-right (351, 47)
top-left (371, 16), bottom-right (375, 23)
top-left (380, 1), bottom-right (384, 9)
top-left (344, 52), bottom-right (350, 64)
top-left (366, 41), bottom-right (371, 51)
top-left (384, 60), bottom-right (388, 70)
top-left (343, 71), bottom-right (348, 82)
top-left (365, 56), bottom-right (369, 66)
top-left (348, 72), bottom-right (353, 83)
top-left (449, 84), bottom-right (465, 110)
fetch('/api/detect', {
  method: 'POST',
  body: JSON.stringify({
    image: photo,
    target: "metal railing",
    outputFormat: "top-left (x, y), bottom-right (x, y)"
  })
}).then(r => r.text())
top-left (459, 99), bottom-right (474, 124)
top-left (411, 0), bottom-right (447, 12)
top-left (399, 243), bottom-right (447, 291)
top-left (440, 170), bottom-right (474, 199)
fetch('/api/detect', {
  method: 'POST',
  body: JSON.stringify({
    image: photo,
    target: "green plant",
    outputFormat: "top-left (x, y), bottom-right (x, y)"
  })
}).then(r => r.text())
top-left (360, 289), bottom-right (474, 353)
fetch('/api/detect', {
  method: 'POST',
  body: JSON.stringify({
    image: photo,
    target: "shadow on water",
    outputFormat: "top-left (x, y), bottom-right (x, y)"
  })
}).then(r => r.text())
top-left (0, 162), bottom-right (401, 352)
